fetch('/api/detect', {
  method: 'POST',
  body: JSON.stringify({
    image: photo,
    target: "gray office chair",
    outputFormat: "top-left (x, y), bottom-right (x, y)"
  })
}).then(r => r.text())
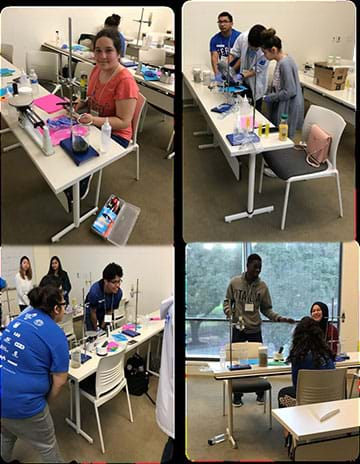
top-left (1, 43), bottom-right (14, 63)
top-left (258, 105), bottom-right (346, 230)
top-left (348, 369), bottom-right (359, 398)
top-left (25, 50), bottom-right (62, 95)
top-left (223, 342), bottom-right (272, 429)
top-left (296, 367), bottom-right (347, 405)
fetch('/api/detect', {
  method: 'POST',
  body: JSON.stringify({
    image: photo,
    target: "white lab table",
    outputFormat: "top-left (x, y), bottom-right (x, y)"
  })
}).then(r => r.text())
top-left (183, 67), bottom-right (294, 223)
top-left (298, 71), bottom-right (356, 125)
top-left (272, 398), bottom-right (360, 461)
top-left (66, 310), bottom-right (164, 444)
top-left (1, 56), bottom-right (132, 242)
top-left (207, 352), bottom-right (360, 449)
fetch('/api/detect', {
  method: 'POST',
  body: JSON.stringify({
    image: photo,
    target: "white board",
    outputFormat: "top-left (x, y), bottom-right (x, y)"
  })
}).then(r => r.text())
top-left (1, 247), bottom-right (34, 288)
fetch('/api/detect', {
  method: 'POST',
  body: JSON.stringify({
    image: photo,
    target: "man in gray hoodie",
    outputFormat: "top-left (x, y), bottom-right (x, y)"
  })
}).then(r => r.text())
top-left (224, 253), bottom-right (295, 406)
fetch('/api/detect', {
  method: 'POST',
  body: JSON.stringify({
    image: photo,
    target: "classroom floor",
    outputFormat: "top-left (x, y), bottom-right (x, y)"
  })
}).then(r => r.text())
top-left (7, 374), bottom-right (166, 463)
top-left (183, 101), bottom-right (355, 242)
top-left (186, 374), bottom-right (359, 461)
top-left (1, 107), bottom-right (173, 245)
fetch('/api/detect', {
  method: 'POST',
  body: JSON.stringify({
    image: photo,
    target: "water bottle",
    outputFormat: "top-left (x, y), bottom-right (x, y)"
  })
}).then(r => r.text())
top-left (101, 117), bottom-right (112, 153)
top-left (219, 345), bottom-right (226, 369)
top-left (29, 68), bottom-right (39, 96)
top-left (71, 343), bottom-right (81, 368)
top-left (208, 434), bottom-right (225, 445)
top-left (55, 30), bottom-right (61, 46)
top-left (79, 74), bottom-right (88, 101)
top-left (279, 113), bottom-right (289, 141)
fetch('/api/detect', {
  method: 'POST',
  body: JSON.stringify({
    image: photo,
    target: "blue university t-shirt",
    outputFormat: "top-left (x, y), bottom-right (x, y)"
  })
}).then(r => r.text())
top-left (0, 308), bottom-right (69, 419)
top-left (210, 29), bottom-right (241, 60)
top-left (85, 280), bottom-right (123, 330)
top-left (119, 32), bottom-right (126, 57)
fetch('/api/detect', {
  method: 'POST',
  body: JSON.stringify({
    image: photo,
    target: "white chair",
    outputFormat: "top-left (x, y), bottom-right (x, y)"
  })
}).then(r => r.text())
top-left (25, 51), bottom-right (62, 95)
top-left (296, 367), bottom-right (347, 405)
top-left (1, 43), bottom-right (14, 63)
top-left (74, 61), bottom-right (95, 80)
top-left (258, 105), bottom-right (346, 230)
top-left (223, 342), bottom-right (272, 429)
top-left (57, 312), bottom-right (77, 348)
top-left (113, 300), bottom-right (127, 329)
top-left (129, 92), bottom-right (147, 180)
top-left (349, 369), bottom-right (360, 397)
top-left (78, 346), bottom-right (133, 453)
top-left (139, 48), bottom-right (166, 67)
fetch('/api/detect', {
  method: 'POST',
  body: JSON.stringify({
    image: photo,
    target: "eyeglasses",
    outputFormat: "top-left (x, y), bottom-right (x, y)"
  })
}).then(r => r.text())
top-left (217, 20), bottom-right (231, 24)
top-left (58, 301), bottom-right (67, 307)
top-left (110, 278), bottom-right (122, 285)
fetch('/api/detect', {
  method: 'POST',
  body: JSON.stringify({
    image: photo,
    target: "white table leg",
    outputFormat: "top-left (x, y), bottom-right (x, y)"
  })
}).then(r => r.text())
top-left (146, 339), bottom-right (160, 377)
top-left (65, 380), bottom-right (94, 444)
top-left (226, 379), bottom-right (237, 448)
top-left (224, 152), bottom-right (274, 223)
top-left (51, 175), bottom-right (101, 242)
top-left (198, 136), bottom-right (219, 150)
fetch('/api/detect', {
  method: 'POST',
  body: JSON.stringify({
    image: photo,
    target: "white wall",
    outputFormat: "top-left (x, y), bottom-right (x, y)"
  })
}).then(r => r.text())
top-left (182, 0), bottom-right (355, 70)
top-left (1, 245), bottom-right (174, 317)
top-left (1, 6), bottom-right (174, 70)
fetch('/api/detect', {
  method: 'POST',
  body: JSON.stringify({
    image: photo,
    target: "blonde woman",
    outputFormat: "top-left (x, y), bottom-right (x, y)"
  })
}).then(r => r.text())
top-left (15, 256), bottom-right (34, 311)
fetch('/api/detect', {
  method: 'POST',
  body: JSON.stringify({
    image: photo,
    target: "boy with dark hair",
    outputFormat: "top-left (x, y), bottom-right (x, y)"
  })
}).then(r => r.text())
top-left (224, 254), bottom-right (295, 406)
top-left (85, 263), bottom-right (123, 331)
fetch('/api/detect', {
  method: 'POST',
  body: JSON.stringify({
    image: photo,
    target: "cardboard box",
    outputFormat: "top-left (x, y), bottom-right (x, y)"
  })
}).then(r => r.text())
top-left (314, 62), bottom-right (348, 91)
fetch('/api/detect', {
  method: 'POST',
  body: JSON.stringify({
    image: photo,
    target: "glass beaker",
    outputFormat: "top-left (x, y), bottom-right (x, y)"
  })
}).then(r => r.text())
top-left (71, 124), bottom-right (89, 153)
top-left (238, 344), bottom-right (249, 365)
top-left (70, 342), bottom-right (81, 368)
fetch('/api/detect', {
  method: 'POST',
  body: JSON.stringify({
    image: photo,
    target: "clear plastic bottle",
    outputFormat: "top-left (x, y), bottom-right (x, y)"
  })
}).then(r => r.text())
top-left (242, 95), bottom-right (252, 133)
top-left (278, 113), bottom-right (289, 141)
top-left (19, 69), bottom-right (30, 87)
top-left (101, 117), bottom-right (112, 153)
top-left (219, 345), bottom-right (226, 369)
top-left (208, 434), bottom-right (225, 446)
top-left (29, 68), bottom-right (39, 96)
top-left (55, 30), bottom-right (61, 46)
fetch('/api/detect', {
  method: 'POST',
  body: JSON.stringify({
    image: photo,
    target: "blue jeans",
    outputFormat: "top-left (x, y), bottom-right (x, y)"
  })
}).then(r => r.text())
top-left (1, 404), bottom-right (64, 463)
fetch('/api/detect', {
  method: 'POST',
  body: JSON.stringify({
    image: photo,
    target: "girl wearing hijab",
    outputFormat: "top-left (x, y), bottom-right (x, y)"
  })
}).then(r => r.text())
top-left (310, 301), bottom-right (339, 355)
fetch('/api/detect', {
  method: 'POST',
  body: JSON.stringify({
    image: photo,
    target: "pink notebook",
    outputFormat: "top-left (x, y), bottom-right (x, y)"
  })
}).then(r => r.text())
top-left (33, 94), bottom-right (68, 114)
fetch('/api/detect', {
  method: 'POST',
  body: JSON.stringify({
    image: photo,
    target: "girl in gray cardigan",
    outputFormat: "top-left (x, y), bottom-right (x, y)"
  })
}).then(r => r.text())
top-left (261, 28), bottom-right (304, 138)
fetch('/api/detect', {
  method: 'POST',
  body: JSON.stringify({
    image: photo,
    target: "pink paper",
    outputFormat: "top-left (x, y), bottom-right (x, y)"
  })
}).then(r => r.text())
top-left (33, 94), bottom-right (68, 114)
top-left (150, 316), bottom-right (161, 320)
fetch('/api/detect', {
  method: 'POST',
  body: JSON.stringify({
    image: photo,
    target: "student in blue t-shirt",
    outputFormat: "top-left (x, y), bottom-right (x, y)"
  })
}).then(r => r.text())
top-left (0, 285), bottom-right (69, 463)
top-left (209, 11), bottom-right (241, 75)
top-left (105, 13), bottom-right (126, 57)
top-left (277, 317), bottom-right (335, 446)
top-left (85, 262), bottom-right (123, 331)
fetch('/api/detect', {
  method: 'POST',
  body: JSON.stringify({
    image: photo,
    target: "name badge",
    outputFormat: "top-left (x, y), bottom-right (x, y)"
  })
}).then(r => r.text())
top-left (220, 55), bottom-right (228, 62)
top-left (245, 303), bottom-right (254, 312)
top-left (104, 314), bottom-right (112, 323)
top-left (90, 109), bottom-right (99, 117)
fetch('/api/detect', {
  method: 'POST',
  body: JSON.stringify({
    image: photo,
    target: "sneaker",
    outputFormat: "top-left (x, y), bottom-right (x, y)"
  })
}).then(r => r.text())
top-left (264, 167), bottom-right (277, 178)
top-left (232, 397), bottom-right (244, 407)
top-left (256, 394), bottom-right (265, 405)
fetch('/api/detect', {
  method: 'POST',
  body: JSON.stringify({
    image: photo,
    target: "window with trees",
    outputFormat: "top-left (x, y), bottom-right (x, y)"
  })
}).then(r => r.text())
top-left (186, 242), bottom-right (341, 359)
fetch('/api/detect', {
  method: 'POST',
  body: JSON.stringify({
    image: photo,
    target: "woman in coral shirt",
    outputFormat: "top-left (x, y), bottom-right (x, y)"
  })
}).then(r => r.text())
top-left (76, 28), bottom-right (139, 148)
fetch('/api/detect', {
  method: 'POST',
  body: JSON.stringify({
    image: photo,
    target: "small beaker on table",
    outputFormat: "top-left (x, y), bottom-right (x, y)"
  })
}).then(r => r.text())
top-left (71, 124), bottom-right (89, 153)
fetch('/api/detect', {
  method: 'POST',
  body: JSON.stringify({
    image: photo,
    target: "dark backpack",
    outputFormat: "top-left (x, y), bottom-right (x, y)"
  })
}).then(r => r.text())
top-left (125, 353), bottom-right (149, 396)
